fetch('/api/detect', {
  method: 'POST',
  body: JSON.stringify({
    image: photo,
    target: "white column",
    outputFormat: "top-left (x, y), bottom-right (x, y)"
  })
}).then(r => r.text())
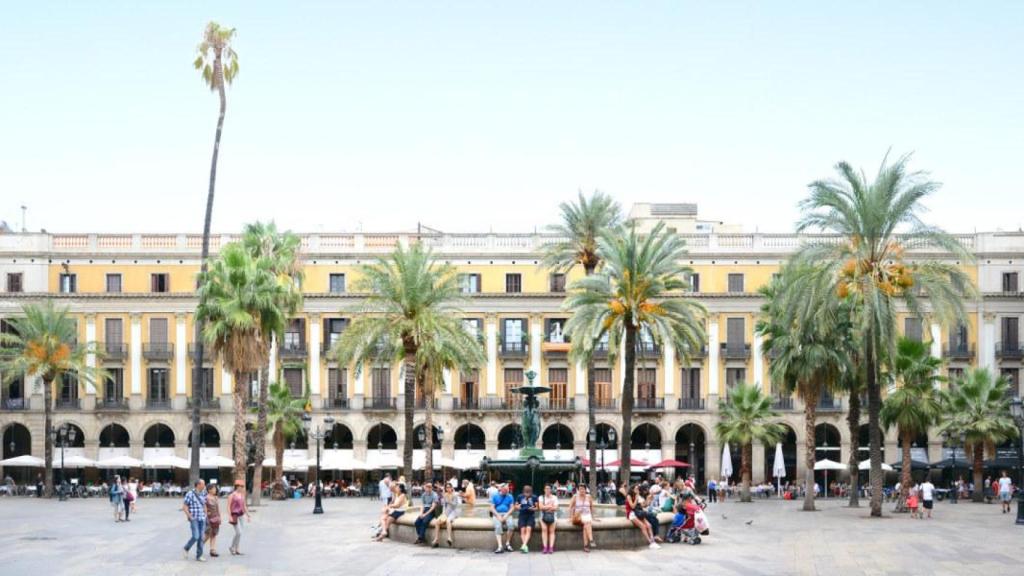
top-left (355, 365), bottom-right (365, 396)
top-left (84, 315), bottom-right (96, 394)
top-left (130, 314), bottom-right (142, 394)
top-left (575, 361), bottom-right (587, 395)
top-left (442, 368), bottom-right (452, 394)
top-left (269, 334), bottom-right (278, 378)
top-left (530, 317), bottom-right (542, 377)
top-left (753, 333), bottom-right (764, 390)
top-left (982, 313), bottom-right (996, 370)
top-left (486, 317), bottom-right (498, 395)
top-left (221, 367), bottom-right (233, 394)
top-left (309, 316), bottom-right (321, 395)
top-left (175, 314), bottom-right (187, 395)
top-left (708, 318), bottom-right (720, 396)
top-left (663, 341), bottom-right (675, 396)
top-left (929, 323), bottom-right (942, 359)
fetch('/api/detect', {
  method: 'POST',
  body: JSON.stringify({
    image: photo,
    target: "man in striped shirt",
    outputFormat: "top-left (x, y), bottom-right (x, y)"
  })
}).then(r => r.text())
top-left (182, 479), bottom-right (209, 562)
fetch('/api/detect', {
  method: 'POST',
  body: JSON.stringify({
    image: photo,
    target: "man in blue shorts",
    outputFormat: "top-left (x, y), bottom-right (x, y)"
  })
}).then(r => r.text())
top-left (489, 484), bottom-right (516, 553)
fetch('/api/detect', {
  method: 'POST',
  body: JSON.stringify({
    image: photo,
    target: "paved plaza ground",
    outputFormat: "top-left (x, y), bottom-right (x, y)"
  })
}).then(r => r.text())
top-left (0, 494), bottom-right (1020, 575)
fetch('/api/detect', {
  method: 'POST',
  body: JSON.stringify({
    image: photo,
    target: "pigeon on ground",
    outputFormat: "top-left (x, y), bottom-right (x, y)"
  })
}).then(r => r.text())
top-left (745, 520), bottom-right (754, 525)
top-left (721, 514), bottom-right (728, 520)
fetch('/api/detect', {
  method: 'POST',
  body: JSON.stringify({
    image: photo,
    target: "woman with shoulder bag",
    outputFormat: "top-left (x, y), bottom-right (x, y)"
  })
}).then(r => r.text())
top-left (228, 480), bottom-right (251, 555)
top-left (539, 484), bottom-right (559, 554)
top-left (621, 484), bottom-right (659, 549)
top-left (569, 484), bottom-right (594, 552)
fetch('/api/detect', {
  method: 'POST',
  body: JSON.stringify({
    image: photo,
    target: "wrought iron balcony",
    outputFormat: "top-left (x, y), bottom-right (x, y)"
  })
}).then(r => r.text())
top-left (324, 397), bottom-right (350, 410)
top-left (54, 398), bottom-right (81, 410)
top-left (1, 397), bottom-right (26, 411)
top-left (996, 341), bottom-right (1024, 360)
top-left (99, 342), bottom-right (128, 361)
top-left (593, 342), bottom-right (610, 359)
top-left (187, 343), bottom-right (213, 362)
top-left (818, 397), bottom-right (843, 411)
top-left (278, 342), bottom-right (308, 359)
top-left (637, 342), bottom-right (661, 359)
top-left (499, 339), bottom-right (529, 358)
top-left (364, 396), bottom-right (397, 411)
top-left (414, 397), bottom-right (438, 410)
top-left (96, 398), bottom-right (129, 411)
top-left (677, 397), bottom-right (705, 411)
top-left (942, 343), bottom-right (975, 361)
top-left (592, 397), bottom-right (619, 411)
top-left (772, 396), bottom-right (794, 411)
top-left (720, 343), bottom-right (751, 361)
top-left (634, 397), bottom-right (665, 411)
top-left (142, 342), bottom-right (174, 361)
top-left (539, 397), bottom-right (575, 412)
top-left (188, 397), bottom-right (221, 411)
top-left (452, 397), bottom-right (509, 411)
top-left (146, 398), bottom-right (172, 410)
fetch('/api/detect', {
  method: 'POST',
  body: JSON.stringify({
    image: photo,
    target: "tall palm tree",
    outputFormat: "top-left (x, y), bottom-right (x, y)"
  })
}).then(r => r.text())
top-left (939, 368), bottom-right (1018, 502)
top-left (881, 338), bottom-right (943, 509)
top-left (542, 190), bottom-right (621, 495)
top-left (414, 322), bottom-right (486, 482)
top-left (240, 221), bottom-right (303, 505)
top-left (564, 222), bottom-right (705, 484)
top-left (795, 153), bottom-right (974, 516)
top-left (715, 383), bottom-right (784, 502)
top-left (759, 262), bottom-right (854, 511)
top-left (189, 21), bottom-right (240, 483)
top-left (196, 242), bottom-right (288, 481)
top-left (333, 243), bottom-right (466, 480)
top-left (262, 380), bottom-right (308, 500)
top-left (0, 302), bottom-right (105, 497)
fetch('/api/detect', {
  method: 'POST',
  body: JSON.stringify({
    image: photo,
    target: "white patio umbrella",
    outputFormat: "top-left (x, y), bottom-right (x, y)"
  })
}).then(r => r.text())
top-left (720, 444), bottom-right (733, 479)
top-left (0, 454), bottom-right (44, 467)
top-left (316, 454), bottom-right (370, 471)
top-left (142, 454), bottom-right (190, 469)
top-left (369, 453), bottom-right (403, 470)
top-left (199, 454), bottom-right (236, 469)
top-left (261, 457), bottom-right (309, 473)
top-left (814, 459), bottom-right (845, 498)
top-left (95, 455), bottom-right (143, 469)
top-left (858, 459), bottom-right (894, 472)
top-left (52, 455), bottom-right (96, 469)
top-left (772, 442), bottom-right (786, 496)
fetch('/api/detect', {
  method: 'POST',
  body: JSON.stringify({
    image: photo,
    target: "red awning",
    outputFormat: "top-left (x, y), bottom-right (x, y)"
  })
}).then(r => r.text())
top-left (606, 458), bottom-right (650, 468)
top-left (646, 459), bottom-right (690, 469)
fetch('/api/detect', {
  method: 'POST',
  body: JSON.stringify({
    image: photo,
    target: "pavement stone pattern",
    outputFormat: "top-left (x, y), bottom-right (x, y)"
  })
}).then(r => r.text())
top-left (0, 495), bottom-right (1020, 575)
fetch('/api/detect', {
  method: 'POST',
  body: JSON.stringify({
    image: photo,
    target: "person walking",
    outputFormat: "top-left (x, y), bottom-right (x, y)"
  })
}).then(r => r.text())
top-left (109, 475), bottom-right (125, 523)
top-left (413, 483), bottom-right (439, 545)
top-left (227, 480), bottom-right (250, 555)
top-left (707, 478), bottom-right (717, 503)
top-left (182, 479), bottom-right (208, 562)
top-left (538, 484), bottom-right (558, 554)
top-left (515, 485), bottom-right (538, 553)
top-left (920, 479), bottom-right (935, 519)
top-left (378, 474), bottom-right (392, 506)
top-left (122, 477), bottom-right (134, 522)
top-left (127, 477), bottom-right (139, 515)
top-left (569, 485), bottom-right (595, 553)
top-left (433, 483), bottom-right (461, 548)
top-left (204, 484), bottom-right (222, 557)
top-left (489, 484), bottom-right (516, 554)
top-left (998, 471), bottom-right (1014, 513)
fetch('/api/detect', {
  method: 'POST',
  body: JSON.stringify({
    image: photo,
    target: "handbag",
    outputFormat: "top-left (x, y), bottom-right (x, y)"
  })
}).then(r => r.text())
top-left (694, 509), bottom-right (709, 534)
top-left (542, 511), bottom-right (556, 524)
top-left (571, 511), bottom-right (582, 526)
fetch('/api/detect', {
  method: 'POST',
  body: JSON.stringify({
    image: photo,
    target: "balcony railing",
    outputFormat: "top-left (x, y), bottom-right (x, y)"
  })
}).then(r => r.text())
top-left (818, 397), bottom-right (843, 411)
top-left (943, 344), bottom-right (975, 361)
top-left (188, 397), bottom-right (221, 411)
top-left (996, 341), bottom-right (1024, 360)
top-left (324, 397), bottom-right (350, 410)
top-left (593, 342), bottom-right (610, 359)
top-left (634, 397), bottom-right (665, 411)
top-left (539, 397), bottom-right (575, 412)
top-left (54, 398), bottom-right (81, 410)
top-left (452, 397), bottom-right (509, 411)
top-left (414, 397), bottom-right (438, 410)
top-left (499, 339), bottom-right (529, 358)
top-left (637, 342), bottom-right (661, 359)
top-left (142, 342), bottom-right (174, 361)
top-left (96, 398), bottom-right (129, 411)
top-left (146, 398), bottom-right (172, 410)
top-left (279, 342), bottom-right (308, 359)
top-left (772, 396), bottom-right (794, 411)
top-left (364, 397), bottom-right (397, 411)
top-left (322, 338), bottom-right (343, 355)
top-left (720, 343), bottom-right (751, 361)
top-left (187, 343), bottom-right (213, 362)
top-left (678, 397), bottom-right (705, 411)
top-left (1, 397), bottom-right (26, 410)
top-left (99, 342), bottom-right (128, 361)
top-left (592, 397), bottom-right (619, 411)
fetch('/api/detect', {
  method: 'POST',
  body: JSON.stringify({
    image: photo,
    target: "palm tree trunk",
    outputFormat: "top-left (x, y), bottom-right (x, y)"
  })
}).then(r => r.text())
top-left (846, 388), bottom-right (861, 507)
top-left (866, 332), bottom-right (884, 517)
top-left (232, 369), bottom-right (248, 482)
top-left (802, 384), bottom-right (819, 512)
top-left (972, 444), bottom-right (984, 503)
top-left (189, 54), bottom-right (228, 485)
top-left (273, 427), bottom-right (285, 500)
top-left (741, 442), bottom-right (752, 503)
top-left (402, 351), bottom-right (416, 482)
top-left (899, 429), bottom-right (912, 512)
top-left (43, 377), bottom-right (54, 498)
top-left (251, 364), bottom-right (270, 506)
top-left (587, 360), bottom-right (598, 498)
top-left (619, 325), bottom-right (637, 486)
top-left (423, 379), bottom-right (435, 485)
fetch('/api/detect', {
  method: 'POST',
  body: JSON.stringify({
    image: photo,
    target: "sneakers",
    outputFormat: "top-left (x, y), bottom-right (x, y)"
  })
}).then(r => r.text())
top-left (197, 556), bottom-right (207, 563)
top-left (520, 544), bottom-right (529, 554)
top-left (183, 550), bottom-right (189, 560)
top-left (648, 542), bottom-right (661, 550)
top-left (494, 547), bottom-right (504, 554)
top-left (505, 543), bottom-right (513, 552)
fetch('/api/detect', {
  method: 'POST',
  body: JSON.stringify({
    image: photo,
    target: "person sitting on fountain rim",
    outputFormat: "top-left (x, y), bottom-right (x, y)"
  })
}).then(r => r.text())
top-left (414, 482), bottom-right (440, 544)
top-left (489, 484), bottom-right (517, 553)
top-left (515, 485), bottom-right (539, 553)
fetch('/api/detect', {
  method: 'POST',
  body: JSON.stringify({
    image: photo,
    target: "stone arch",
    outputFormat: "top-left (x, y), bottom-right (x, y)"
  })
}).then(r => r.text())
top-left (99, 423), bottom-right (130, 447)
top-left (587, 423), bottom-right (618, 449)
top-left (187, 423), bottom-right (221, 447)
top-left (814, 423), bottom-right (842, 460)
top-left (541, 423), bottom-right (574, 450)
top-left (367, 423), bottom-right (398, 450)
top-left (497, 424), bottom-right (523, 450)
top-left (133, 419), bottom-right (177, 448)
top-left (328, 423), bottom-right (354, 449)
top-left (763, 423), bottom-right (798, 482)
top-left (52, 422), bottom-right (86, 447)
top-left (453, 423), bottom-right (485, 450)
top-left (2, 423), bottom-right (32, 457)
top-left (412, 424), bottom-right (442, 449)
top-left (143, 422), bottom-right (176, 447)
top-left (631, 422), bottom-right (663, 449)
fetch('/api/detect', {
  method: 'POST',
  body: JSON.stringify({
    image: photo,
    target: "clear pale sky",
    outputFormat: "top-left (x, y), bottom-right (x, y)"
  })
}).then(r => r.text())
top-left (1, 1), bottom-right (1021, 234)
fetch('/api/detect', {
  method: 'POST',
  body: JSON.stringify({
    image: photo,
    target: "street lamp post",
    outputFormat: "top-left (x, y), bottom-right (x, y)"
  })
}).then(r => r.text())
top-left (50, 424), bottom-right (75, 501)
top-left (1009, 398), bottom-right (1024, 525)
top-left (302, 414), bottom-right (334, 515)
top-left (588, 427), bottom-right (616, 503)
top-left (944, 429), bottom-right (962, 504)
top-left (416, 425), bottom-right (444, 483)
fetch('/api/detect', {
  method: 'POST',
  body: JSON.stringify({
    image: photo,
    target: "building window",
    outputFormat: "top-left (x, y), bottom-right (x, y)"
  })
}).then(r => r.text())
top-left (505, 273), bottom-right (522, 294)
top-left (1003, 272), bottom-right (1019, 293)
top-left (592, 368), bottom-right (612, 406)
top-left (904, 317), bottom-right (923, 342)
top-left (59, 273), bottom-right (77, 294)
top-left (947, 367), bottom-right (964, 387)
top-left (548, 368), bottom-right (568, 406)
top-left (149, 318), bottom-right (168, 352)
top-left (106, 273), bottom-right (122, 293)
top-left (462, 318), bottom-right (483, 341)
top-left (329, 273), bottom-right (346, 294)
top-left (283, 368), bottom-right (304, 397)
top-left (687, 273), bottom-right (700, 293)
top-left (59, 373), bottom-right (79, 403)
top-left (681, 368), bottom-right (701, 399)
top-left (1001, 368), bottom-right (1020, 398)
top-left (325, 318), bottom-right (348, 350)
top-left (371, 367), bottom-right (390, 398)
top-left (328, 368), bottom-right (347, 400)
top-left (549, 273), bottom-right (566, 293)
top-left (727, 273), bottom-right (744, 293)
top-left (950, 324), bottom-right (969, 352)
top-left (5, 273), bottom-right (23, 293)
top-left (726, 317), bottom-right (746, 348)
top-left (148, 368), bottom-right (169, 402)
top-left (1002, 317), bottom-right (1020, 347)
top-left (459, 273), bottom-right (481, 294)
top-left (637, 368), bottom-right (657, 400)
top-left (104, 368), bottom-right (124, 402)
top-left (200, 368), bottom-right (214, 400)
top-left (283, 319), bottom-right (304, 351)
top-left (502, 318), bottom-right (526, 352)
top-left (545, 318), bottom-right (568, 343)
top-left (504, 368), bottom-right (524, 407)
top-left (150, 273), bottom-right (169, 293)
top-left (726, 368), bottom-right (746, 389)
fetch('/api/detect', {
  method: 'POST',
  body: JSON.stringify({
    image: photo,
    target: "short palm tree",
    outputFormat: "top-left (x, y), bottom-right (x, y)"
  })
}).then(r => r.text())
top-left (0, 302), bottom-right (105, 497)
top-left (263, 380), bottom-right (308, 500)
top-left (189, 21), bottom-right (240, 484)
top-left (795, 153), bottom-right (974, 516)
top-left (241, 221), bottom-right (303, 505)
top-left (542, 190), bottom-right (621, 495)
top-left (715, 383), bottom-right (784, 502)
top-left (196, 242), bottom-right (288, 481)
top-left (881, 338), bottom-right (943, 509)
top-left (564, 222), bottom-right (705, 484)
top-left (333, 243), bottom-right (465, 480)
top-left (759, 262), bottom-right (855, 511)
top-left (939, 368), bottom-right (1018, 502)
